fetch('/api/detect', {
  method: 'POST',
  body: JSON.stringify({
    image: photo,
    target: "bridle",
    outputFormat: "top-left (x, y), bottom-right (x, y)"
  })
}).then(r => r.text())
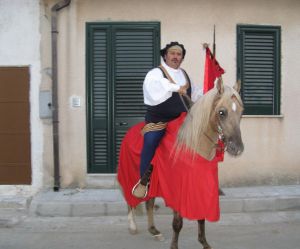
top-left (183, 95), bottom-right (227, 154)
top-left (217, 124), bottom-right (227, 153)
top-left (217, 124), bottom-right (225, 142)
top-left (204, 123), bottom-right (226, 153)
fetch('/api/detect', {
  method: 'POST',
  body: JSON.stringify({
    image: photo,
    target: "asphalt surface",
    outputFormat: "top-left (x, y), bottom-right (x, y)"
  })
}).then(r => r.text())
top-left (1, 213), bottom-right (300, 249)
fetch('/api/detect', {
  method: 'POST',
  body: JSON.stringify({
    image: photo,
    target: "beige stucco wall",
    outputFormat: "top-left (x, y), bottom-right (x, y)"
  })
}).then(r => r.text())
top-left (41, 0), bottom-right (300, 188)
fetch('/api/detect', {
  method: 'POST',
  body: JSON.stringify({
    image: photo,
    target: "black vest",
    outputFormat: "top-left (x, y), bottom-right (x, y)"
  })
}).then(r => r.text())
top-left (145, 67), bottom-right (191, 123)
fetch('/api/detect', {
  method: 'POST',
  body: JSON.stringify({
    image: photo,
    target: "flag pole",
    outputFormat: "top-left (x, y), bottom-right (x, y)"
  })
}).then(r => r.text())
top-left (204, 25), bottom-right (216, 59)
top-left (213, 25), bottom-right (216, 59)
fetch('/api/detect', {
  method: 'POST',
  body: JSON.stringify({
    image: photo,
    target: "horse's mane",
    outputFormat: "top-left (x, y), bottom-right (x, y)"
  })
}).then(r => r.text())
top-left (176, 85), bottom-right (242, 156)
top-left (176, 88), bottom-right (218, 155)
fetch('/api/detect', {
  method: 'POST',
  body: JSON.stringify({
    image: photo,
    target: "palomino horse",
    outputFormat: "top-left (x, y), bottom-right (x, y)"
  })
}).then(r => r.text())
top-left (117, 78), bottom-right (244, 249)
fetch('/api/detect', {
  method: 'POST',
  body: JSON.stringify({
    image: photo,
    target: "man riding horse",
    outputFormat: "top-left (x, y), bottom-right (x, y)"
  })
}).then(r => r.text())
top-left (117, 42), bottom-right (244, 249)
top-left (132, 41), bottom-right (202, 199)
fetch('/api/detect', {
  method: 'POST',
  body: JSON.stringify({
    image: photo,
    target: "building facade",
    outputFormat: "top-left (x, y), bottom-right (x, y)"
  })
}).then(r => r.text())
top-left (1, 0), bottom-right (300, 195)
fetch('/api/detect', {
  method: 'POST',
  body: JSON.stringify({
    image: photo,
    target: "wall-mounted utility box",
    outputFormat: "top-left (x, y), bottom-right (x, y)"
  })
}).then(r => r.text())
top-left (39, 90), bottom-right (52, 119)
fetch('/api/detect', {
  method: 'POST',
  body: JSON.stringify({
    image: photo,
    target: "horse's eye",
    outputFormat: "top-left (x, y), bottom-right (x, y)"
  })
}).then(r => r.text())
top-left (218, 109), bottom-right (227, 118)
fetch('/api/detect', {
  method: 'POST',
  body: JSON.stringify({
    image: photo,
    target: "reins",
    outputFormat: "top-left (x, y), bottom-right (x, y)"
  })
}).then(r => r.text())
top-left (159, 64), bottom-right (227, 156)
top-left (158, 65), bottom-right (193, 112)
top-left (179, 94), bottom-right (192, 112)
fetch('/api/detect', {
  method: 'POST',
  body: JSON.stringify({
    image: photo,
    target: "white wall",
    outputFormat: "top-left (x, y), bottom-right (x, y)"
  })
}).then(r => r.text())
top-left (0, 0), bottom-right (43, 195)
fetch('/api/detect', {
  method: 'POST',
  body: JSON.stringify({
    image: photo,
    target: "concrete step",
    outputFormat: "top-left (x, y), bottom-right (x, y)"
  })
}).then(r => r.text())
top-left (27, 185), bottom-right (300, 217)
top-left (0, 195), bottom-right (30, 209)
top-left (0, 196), bottom-right (31, 228)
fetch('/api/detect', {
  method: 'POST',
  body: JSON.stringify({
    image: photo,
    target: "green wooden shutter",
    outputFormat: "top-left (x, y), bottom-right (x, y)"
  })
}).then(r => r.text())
top-left (237, 25), bottom-right (281, 115)
top-left (87, 25), bottom-right (111, 173)
top-left (86, 22), bottom-right (160, 173)
top-left (114, 26), bottom-right (159, 167)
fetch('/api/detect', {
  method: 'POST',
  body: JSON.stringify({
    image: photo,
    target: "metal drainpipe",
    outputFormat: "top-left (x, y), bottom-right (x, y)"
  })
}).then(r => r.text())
top-left (51, 0), bottom-right (71, 191)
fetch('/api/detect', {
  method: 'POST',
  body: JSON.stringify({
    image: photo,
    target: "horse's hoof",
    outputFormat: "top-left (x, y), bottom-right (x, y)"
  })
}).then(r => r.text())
top-left (153, 233), bottom-right (165, 241)
top-left (128, 228), bottom-right (138, 235)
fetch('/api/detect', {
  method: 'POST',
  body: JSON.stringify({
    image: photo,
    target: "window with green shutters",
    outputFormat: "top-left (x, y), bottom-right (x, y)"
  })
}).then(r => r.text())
top-left (237, 25), bottom-right (281, 115)
top-left (86, 22), bottom-right (160, 173)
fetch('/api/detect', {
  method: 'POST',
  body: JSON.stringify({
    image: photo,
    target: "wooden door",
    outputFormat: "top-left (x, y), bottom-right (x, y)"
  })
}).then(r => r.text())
top-left (0, 67), bottom-right (31, 184)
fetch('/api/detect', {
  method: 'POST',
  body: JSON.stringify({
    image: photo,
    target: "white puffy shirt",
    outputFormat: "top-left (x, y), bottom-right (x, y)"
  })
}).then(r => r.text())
top-left (143, 61), bottom-right (203, 106)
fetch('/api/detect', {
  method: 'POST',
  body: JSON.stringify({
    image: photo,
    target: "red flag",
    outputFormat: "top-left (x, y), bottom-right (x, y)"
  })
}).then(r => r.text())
top-left (203, 47), bottom-right (225, 161)
top-left (203, 47), bottom-right (225, 93)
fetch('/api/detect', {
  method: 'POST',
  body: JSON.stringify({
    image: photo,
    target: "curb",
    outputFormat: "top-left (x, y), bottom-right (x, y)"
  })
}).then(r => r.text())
top-left (26, 185), bottom-right (300, 217)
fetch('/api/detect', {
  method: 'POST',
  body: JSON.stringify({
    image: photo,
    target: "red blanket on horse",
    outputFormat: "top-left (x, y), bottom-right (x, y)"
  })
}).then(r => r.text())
top-left (117, 113), bottom-right (223, 221)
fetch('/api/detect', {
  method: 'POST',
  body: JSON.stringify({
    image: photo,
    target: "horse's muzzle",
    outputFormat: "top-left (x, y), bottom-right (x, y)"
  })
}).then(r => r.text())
top-left (226, 140), bottom-right (244, 157)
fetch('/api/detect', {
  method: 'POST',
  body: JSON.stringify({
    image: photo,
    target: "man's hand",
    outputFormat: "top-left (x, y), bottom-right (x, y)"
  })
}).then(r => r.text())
top-left (178, 85), bottom-right (187, 95)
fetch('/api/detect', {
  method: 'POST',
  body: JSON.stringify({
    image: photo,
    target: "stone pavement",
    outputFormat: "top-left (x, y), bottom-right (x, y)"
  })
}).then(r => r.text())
top-left (1, 214), bottom-right (300, 249)
top-left (1, 185), bottom-right (300, 249)
top-left (1, 185), bottom-right (300, 227)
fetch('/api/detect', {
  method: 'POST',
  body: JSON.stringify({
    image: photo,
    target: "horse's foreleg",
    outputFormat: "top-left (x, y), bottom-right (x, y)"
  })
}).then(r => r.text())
top-left (198, 220), bottom-right (212, 249)
top-left (145, 198), bottom-right (164, 241)
top-left (128, 206), bottom-right (138, 234)
top-left (170, 211), bottom-right (183, 249)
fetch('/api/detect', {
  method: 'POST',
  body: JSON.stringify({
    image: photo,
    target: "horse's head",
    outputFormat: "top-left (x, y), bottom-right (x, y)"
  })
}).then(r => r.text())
top-left (176, 78), bottom-right (244, 160)
top-left (211, 78), bottom-right (244, 157)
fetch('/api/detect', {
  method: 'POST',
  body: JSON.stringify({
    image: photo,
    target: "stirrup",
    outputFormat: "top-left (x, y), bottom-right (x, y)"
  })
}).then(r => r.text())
top-left (132, 180), bottom-right (149, 199)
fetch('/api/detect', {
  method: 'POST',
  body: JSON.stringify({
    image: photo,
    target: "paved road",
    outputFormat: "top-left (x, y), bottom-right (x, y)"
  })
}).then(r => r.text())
top-left (1, 213), bottom-right (300, 249)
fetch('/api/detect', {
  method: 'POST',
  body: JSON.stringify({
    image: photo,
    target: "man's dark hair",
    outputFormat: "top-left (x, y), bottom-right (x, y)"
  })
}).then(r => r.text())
top-left (160, 41), bottom-right (186, 59)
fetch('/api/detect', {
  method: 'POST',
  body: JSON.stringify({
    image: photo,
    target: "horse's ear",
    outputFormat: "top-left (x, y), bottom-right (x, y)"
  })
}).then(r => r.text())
top-left (216, 77), bottom-right (224, 94)
top-left (233, 79), bottom-right (241, 93)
